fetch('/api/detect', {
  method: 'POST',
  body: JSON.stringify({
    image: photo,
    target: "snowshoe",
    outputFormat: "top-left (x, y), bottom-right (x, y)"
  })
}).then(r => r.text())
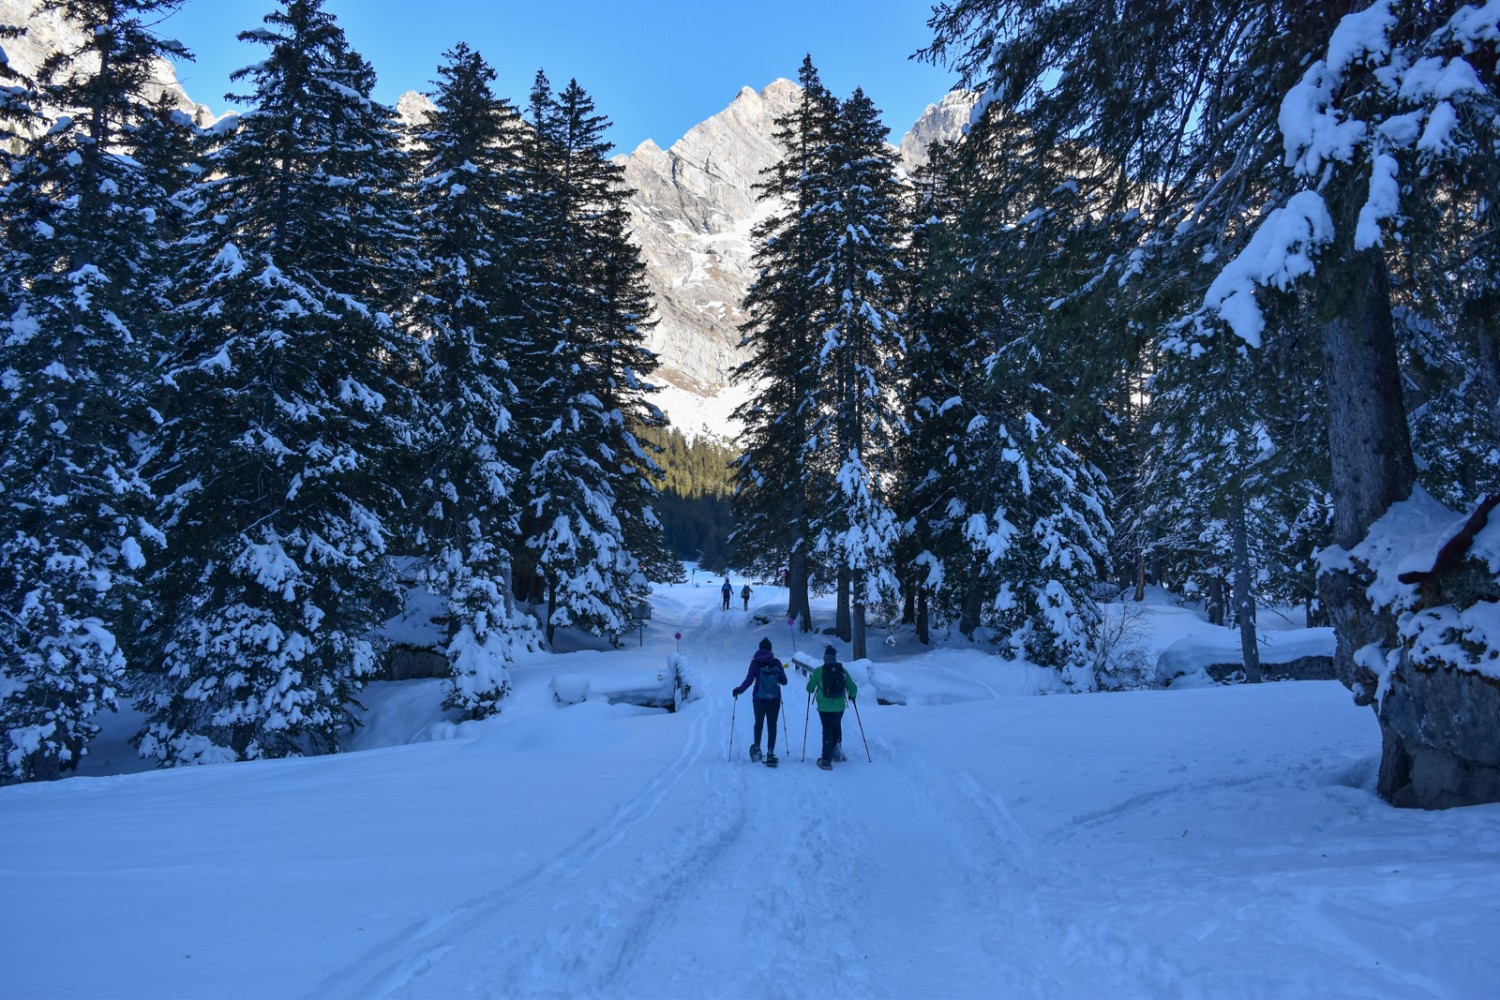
top-left (817, 758), bottom-right (832, 771)
top-left (764, 753), bottom-right (778, 768)
top-left (833, 746), bottom-right (847, 763)
top-left (749, 745), bottom-right (762, 762)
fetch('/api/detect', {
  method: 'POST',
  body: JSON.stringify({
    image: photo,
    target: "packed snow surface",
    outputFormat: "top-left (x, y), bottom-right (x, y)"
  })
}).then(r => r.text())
top-left (5, 579), bottom-right (1499, 999)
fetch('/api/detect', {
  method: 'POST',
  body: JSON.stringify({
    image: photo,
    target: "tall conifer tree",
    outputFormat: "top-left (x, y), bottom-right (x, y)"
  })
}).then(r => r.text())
top-left (802, 88), bottom-right (907, 659)
top-left (409, 43), bottom-right (535, 717)
top-left (140, 0), bottom-right (417, 764)
top-left (0, 0), bottom-right (183, 781)
top-left (511, 73), bottom-right (665, 645)
top-left (733, 56), bottom-right (839, 632)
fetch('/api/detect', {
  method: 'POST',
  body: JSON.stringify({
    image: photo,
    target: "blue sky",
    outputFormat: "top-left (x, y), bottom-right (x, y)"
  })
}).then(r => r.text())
top-left (155, 0), bottom-right (960, 153)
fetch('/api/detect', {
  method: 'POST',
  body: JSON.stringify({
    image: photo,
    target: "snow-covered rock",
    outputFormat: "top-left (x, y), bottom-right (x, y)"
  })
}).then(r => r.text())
top-left (898, 89), bottom-right (979, 175)
top-left (395, 89), bottom-right (437, 126)
top-left (1156, 627), bottom-right (1336, 684)
top-left (0, 0), bottom-right (219, 129)
top-left (615, 81), bottom-right (973, 437)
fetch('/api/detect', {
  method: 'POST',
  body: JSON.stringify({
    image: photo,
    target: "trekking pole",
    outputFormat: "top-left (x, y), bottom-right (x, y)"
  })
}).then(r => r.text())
top-left (851, 697), bottom-right (872, 762)
top-left (782, 693), bottom-right (790, 750)
top-left (729, 694), bottom-right (738, 763)
top-left (801, 690), bottom-right (812, 762)
top-left (787, 616), bottom-right (797, 655)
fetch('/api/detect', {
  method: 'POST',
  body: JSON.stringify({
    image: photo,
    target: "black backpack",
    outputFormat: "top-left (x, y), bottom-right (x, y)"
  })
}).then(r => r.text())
top-left (821, 662), bottom-right (846, 700)
top-left (755, 660), bottom-right (781, 700)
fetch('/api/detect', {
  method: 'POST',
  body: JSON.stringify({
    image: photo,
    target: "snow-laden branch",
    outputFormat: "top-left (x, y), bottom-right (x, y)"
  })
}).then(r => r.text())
top-left (1205, 0), bottom-right (1499, 342)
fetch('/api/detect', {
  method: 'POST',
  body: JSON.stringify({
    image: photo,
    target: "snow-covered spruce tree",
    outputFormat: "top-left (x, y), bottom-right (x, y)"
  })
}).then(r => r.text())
top-left (0, 0), bottom-right (183, 782)
top-left (899, 98), bottom-right (1112, 677)
top-left (923, 1), bottom-right (1500, 800)
top-left (800, 88), bottom-right (907, 660)
top-left (409, 42), bottom-right (535, 718)
top-left (586, 192), bottom-right (676, 597)
top-left (140, 0), bottom-right (418, 765)
top-left (895, 141), bottom-right (977, 645)
top-left (1137, 325), bottom-right (1331, 679)
top-left (732, 56), bottom-right (840, 633)
top-left (509, 73), bottom-right (664, 647)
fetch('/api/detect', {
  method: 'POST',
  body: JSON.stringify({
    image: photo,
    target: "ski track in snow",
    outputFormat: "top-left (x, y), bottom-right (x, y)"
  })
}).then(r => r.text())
top-left (314, 692), bottom-right (716, 998)
top-left (315, 594), bottom-right (1132, 999)
top-left (10, 582), bottom-right (1499, 998)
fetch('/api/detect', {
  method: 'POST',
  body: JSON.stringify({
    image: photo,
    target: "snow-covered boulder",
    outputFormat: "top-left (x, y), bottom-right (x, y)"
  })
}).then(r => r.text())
top-left (1156, 628), bottom-right (1336, 685)
top-left (1356, 490), bottom-right (1500, 808)
top-left (546, 658), bottom-right (681, 711)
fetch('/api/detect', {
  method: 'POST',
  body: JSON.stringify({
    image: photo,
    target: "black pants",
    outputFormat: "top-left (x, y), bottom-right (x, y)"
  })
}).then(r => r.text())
top-left (818, 709), bottom-right (843, 763)
top-left (753, 697), bottom-right (781, 752)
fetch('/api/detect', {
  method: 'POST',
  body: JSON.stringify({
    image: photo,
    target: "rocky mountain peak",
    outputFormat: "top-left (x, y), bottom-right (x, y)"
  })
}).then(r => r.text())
top-left (0, 0), bottom-right (218, 128)
top-left (899, 89), bottom-right (979, 174)
top-left (395, 90), bottom-right (438, 126)
top-left (615, 81), bottom-right (972, 436)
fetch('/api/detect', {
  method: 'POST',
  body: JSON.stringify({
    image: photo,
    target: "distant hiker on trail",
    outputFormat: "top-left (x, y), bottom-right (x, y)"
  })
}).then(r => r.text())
top-left (733, 637), bottom-right (786, 765)
top-left (740, 583), bottom-right (752, 611)
top-left (807, 645), bottom-right (857, 770)
top-left (721, 579), bottom-right (732, 611)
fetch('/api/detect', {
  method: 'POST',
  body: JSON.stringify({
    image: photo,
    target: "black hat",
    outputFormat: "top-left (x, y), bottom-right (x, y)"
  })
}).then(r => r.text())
top-left (758, 637), bottom-right (772, 651)
top-left (823, 645), bottom-right (838, 662)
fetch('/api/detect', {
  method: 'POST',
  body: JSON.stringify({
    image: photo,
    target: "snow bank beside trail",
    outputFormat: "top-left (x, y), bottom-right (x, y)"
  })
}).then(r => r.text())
top-left (1157, 626), bottom-right (1335, 683)
top-left (8, 570), bottom-right (1500, 1000)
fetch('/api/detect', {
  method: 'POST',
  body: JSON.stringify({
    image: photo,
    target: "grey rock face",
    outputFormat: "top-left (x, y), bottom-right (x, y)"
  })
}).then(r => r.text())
top-left (898, 89), bottom-right (978, 175)
top-left (614, 79), bottom-right (802, 398)
top-left (614, 81), bottom-right (973, 417)
top-left (0, 0), bottom-right (219, 128)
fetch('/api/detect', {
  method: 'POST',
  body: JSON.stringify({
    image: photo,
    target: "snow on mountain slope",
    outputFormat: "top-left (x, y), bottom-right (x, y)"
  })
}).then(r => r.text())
top-left (615, 81), bottom-right (974, 438)
top-left (5, 580), bottom-right (1499, 999)
top-left (613, 79), bottom-right (800, 440)
top-left (0, 0), bottom-right (219, 129)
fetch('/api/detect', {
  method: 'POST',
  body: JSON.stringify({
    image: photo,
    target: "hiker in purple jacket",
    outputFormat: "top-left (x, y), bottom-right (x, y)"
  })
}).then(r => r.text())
top-left (732, 637), bottom-right (787, 764)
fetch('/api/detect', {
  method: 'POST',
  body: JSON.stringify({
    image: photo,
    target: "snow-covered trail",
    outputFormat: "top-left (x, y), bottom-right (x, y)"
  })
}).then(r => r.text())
top-left (313, 588), bottom-right (1085, 999)
top-left (8, 579), bottom-right (1499, 999)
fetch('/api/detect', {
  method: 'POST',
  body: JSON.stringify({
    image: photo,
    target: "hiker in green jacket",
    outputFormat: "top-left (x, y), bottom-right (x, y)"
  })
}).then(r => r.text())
top-left (806, 645), bottom-right (857, 770)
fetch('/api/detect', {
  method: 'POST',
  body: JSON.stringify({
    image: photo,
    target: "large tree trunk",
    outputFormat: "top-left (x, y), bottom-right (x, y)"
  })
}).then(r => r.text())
top-left (1314, 245), bottom-right (1440, 806)
top-left (917, 589), bottom-right (930, 645)
top-left (835, 568), bottom-right (851, 642)
top-left (958, 586), bottom-right (982, 639)
top-left (788, 547), bottom-right (812, 633)
top-left (1316, 248), bottom-right (1415, 703)
top-left (851, 574), bottom-right (868, 662)
top-left (1205, 576), bottom-right (1225, 626)
top-left (1469, 294), bottom-right (1500, 451)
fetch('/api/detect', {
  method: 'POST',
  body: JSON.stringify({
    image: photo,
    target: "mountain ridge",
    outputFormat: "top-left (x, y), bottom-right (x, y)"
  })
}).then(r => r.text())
top-left (0, 1), bottom-right (972, 436)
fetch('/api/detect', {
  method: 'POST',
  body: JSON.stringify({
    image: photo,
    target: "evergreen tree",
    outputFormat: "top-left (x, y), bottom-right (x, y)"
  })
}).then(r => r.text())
top-left (0, 0), bottom-right (183, 782)
top-left (140, 0), bottom-right (417, 765)
top-left (900, 99), bottom-right (1112, 675)
top-left (409, 42), bottom-right (536, 718)
top-left (510, 73), bottom-right (666, 645)
top-left (922, 0), bottom-right (1500, 795)
top-left (895, 141), bottom-right (974, 644)
top-left (802, 88), bottom-right (907, 660)
top-left (733, 56), bottom-right (840, 631)
top-left (1138, 325), bottom-right (1331, 677)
